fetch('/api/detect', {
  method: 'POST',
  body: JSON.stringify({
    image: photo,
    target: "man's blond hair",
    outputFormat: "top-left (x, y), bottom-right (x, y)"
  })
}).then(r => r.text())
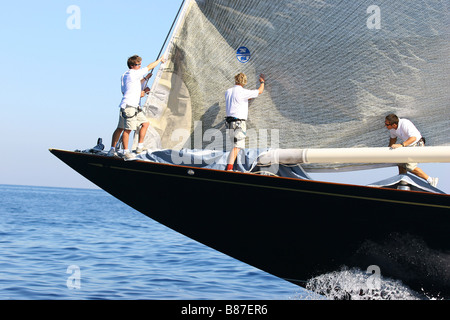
top-left (234, 73), bottom-right (247, 86)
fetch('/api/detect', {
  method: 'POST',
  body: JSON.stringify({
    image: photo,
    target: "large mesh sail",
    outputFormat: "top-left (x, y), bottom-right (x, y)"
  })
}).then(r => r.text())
top-left (143, 0), bottom-right (449, 156)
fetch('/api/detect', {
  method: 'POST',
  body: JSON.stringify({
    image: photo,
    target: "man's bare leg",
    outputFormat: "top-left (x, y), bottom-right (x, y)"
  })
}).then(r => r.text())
top-left (226, 147), bottom-right (240, 171)
top-left (111, 128), bottom-right (123, 149)
top-left (122, 130), bottom-right (131, 152)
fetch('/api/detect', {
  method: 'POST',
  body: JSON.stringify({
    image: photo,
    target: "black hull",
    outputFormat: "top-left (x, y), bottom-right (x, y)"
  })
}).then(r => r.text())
top-left (50, 149), bottom-right (450, 299)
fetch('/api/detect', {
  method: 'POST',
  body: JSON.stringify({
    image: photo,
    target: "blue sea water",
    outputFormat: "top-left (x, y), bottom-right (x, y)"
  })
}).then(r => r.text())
top-left (0, 184), bottom-right (307, 300)
top-left (1, 184), bottom-right (433, 301)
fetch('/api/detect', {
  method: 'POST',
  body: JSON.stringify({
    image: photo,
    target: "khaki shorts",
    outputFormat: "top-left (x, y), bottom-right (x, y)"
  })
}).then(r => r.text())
top-left (226, 120), bottom-right (246, 149)
top-left (399, 141), bottom-right (424, 171)
top-left (117, 106), bottom-right (148, 131)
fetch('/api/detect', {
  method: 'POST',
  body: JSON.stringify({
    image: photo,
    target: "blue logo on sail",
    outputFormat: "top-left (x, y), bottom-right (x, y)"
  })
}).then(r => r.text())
top-left (236, 46), bottom-right (251, 63)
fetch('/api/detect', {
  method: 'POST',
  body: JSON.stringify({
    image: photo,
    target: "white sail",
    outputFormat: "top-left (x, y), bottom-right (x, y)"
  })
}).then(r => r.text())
top-left (143, 0), bottom-right (449, 168)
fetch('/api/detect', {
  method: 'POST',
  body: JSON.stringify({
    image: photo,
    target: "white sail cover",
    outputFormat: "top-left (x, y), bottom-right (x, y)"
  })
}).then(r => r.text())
top-left (143, 0), bottom-right (449, 168)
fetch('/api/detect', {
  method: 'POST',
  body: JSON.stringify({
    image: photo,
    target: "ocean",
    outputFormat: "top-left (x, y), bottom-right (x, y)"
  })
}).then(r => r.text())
top-left (0, 184), bottom-right (306, 300)
top-left (0, 184), bottom-right (428, 301)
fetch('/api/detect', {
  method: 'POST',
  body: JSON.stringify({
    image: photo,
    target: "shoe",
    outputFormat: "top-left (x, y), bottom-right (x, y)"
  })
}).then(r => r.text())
top-left (429, 177), bottom-right (439, 188)
top-left (123, 152), bottom-right (136, 160)
top-left (136, 146), bottom-right (147, 154)
top-left (107, 149), bottom-right (118, 157)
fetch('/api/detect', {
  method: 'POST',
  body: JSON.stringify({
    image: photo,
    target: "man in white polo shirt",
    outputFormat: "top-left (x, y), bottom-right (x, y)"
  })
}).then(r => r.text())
top-left (109, 55), bottom-right (165, 158)
top-left (385, 113), bottom-right (438, 187)
top-left (225, 72), bottom-right (265, 171)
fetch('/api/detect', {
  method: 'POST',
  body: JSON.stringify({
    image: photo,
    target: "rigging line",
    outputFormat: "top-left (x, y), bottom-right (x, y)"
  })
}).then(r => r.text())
top-left (156, 0), bottom-right (186, 62)
top-left (141, 0), bottom-right (187, 93)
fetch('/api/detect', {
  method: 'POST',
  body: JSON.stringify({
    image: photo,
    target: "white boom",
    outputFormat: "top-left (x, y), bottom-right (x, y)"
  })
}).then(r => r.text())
top-left (257, 146), bottom-right (450, 165)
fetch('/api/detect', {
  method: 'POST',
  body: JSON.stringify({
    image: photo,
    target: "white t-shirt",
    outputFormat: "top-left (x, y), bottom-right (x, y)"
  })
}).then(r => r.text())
top-left (118, 67), bottom-right (149, 109)
top-left (225, 85), bottom-right (259, 120)
top-left (389, 118), bottom-right (422, 145)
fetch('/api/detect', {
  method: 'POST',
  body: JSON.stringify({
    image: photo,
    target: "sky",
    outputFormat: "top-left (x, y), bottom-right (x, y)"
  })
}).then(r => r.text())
top-left (0, 0), bottom-right (449, 193)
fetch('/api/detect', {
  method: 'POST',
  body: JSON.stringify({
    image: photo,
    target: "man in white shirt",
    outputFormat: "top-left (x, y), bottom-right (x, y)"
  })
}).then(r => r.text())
top-left (109, 55), bottom-right (165, 158)
top-left (385, 113), bottom-right (438, 187)
top-left (225, 73), bottom-right (265, 171)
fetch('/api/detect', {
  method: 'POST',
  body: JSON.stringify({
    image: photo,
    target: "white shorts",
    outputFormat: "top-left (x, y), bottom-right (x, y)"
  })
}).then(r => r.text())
top-left (226, 120), bottom-right (246, 149)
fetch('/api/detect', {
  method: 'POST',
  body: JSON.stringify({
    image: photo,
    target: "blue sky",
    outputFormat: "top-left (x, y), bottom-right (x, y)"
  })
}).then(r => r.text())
top-left (0, 1), bottom-right (448, 193)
